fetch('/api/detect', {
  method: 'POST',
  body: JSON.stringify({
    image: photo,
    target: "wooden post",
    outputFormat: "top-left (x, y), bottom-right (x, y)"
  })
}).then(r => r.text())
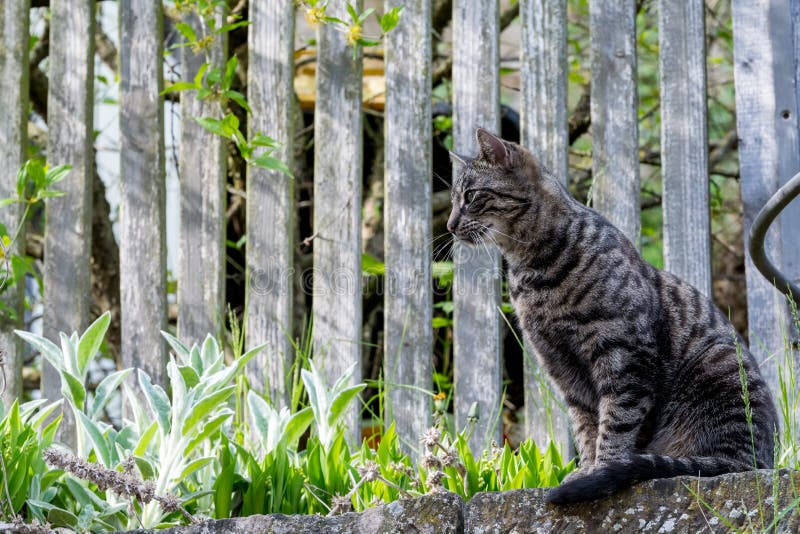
top-left (120, 0), bottom-right (168, 386)
top-left (452, 0), bottom-right (503, 453)
top-left (178, 10), bottom-right (227, 347)
top-left (384, 0), bottom-right (433, 453)
top-left (245, 0), bottom-right (295, 405)
top-left (589, 0), bottom-right (640, 245)
top-left (0, 0), bottom-right (30, 407)
top-left (519, 0), bottom-right (572, 455)
top-left (43, 0), bottom-right (95, 442)
top-left (659, 0), bottom-right (712, 298)
top-left (313, 1), bottom-right (363, 440)
top-left (732, 0), bottom-right (800, 391)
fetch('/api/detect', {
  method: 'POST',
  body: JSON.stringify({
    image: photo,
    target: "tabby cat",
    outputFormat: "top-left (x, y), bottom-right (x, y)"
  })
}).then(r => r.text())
top-left (447, 128), bottom-right (778, 504)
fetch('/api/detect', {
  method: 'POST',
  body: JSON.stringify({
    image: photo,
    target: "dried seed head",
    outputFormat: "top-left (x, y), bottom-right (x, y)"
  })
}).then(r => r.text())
top-left (420, 427), bottom-right (441, 450)
top-left (357, 460), bottom-right (380, 482)
top-left (330, 494), bottom-right (352, 515)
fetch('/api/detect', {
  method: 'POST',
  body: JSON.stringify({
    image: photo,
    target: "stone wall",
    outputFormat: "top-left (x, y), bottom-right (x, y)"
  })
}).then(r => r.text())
top-left (136, 470), bottom-right (800, 533)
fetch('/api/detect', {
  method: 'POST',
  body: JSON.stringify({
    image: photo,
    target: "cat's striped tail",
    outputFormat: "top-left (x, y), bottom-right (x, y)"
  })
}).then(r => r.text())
top-left (546, 454), bottom-right (747, 505)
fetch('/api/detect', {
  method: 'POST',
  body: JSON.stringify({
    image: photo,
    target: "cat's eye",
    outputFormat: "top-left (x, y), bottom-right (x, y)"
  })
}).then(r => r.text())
top-left (464, 190), bottom-right (476, 203)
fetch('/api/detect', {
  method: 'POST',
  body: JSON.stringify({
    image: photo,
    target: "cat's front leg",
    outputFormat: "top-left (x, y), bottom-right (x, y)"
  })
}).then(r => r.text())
top-left (593, 386), bottom-right (653, 466)
top-left (560, 403), bottom-right (599, 483)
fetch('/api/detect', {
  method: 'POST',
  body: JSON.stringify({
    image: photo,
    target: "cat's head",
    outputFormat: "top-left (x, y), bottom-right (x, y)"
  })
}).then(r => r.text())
top-left (447, 128), bottom-right (548, 250)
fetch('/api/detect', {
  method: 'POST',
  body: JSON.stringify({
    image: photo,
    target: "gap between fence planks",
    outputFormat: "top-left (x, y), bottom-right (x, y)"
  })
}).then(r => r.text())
top-left (178, 9), bottom-right (227, 349)
top-left (384, 0), bottom-right (433, 455)
top-left (313, 0), bottom-right (364, 442)
top-left (42, 0), bottom-right (95, 443)
top-left (452, 0), bottom-right (503, 454)
top-left (245, 0), bottom-right (296, 405)
top-left (120, 0), bottom-right (168, 388)
top-left (0, 0), bottom-right (31, 407)
top-left (519, 0), bottom-right (572, 456)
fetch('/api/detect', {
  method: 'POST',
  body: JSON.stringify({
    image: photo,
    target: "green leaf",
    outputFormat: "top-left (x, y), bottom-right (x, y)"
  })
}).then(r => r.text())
top-left (181, 385), bottom-right (236, 436)
top-left (76, 411), bottom-right (111, 466)
top-left (194, 116), bottom-right (228, 139)
top-left (224, 90), bottom-right (251, 113)
top-left (138, 369), bottom-right (171, 434)
top-left (15, 330), bottom-right (64, 373)
top-left (357, 7), bottom-right (375, 24)
top-left (284, 407), bottom-right (314, 450)
top-left (162, 81), bottom-right (199, 95)
top-left (251, 153), bottom-right (292, 177)
top-left (361, 253), bottom-right (385, 276)
top-left (48, 507), bottom-right (79, 528)
top-left (77, 312), bottom-right (110, 375)
top-left (185, 410), bottom-right (232, 456)
top-left (175, 22), bottom-right (197, 43)
top-left (222, 55), bottom-right (238, 91)
top-left (215, 20), bottom-right (252, 34)
top-left (134, 456), bottom-right (156, 481)
top-left (90, 368), bottom-right (132, 419)
top-left (62, 371), bottom-right (86, 411)
top-left (178, 365), bottom-right (200, 389)
top-left (134, 421), bottom-right (158, 456)
top-left (162, 330), bottom-right (191, 360)
top-left (178, 456), bottom-right (215, 481)
top-left (379, 7), bottom-right (403, 33)
top-left (193, 63), bottom-right (209, 87)
top-left (345, 3), bottom-right (359, 22)
top-left (251, 133), bottom-right (279, 148)
top-left (221, 113), bottom-right (240, 138)
top-left (329, 384), bottom-right (366, 427)
top-left (44, 164), bottom-right (72, 186)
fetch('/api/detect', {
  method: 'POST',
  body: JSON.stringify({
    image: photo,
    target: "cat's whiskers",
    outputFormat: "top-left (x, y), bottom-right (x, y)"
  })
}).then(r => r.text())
top-left (475, 222), bottom-right (531, 245)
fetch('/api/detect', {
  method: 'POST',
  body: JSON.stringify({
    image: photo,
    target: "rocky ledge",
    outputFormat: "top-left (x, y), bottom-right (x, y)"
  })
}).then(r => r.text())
top-left (136, 470), bottom-right (800, 533)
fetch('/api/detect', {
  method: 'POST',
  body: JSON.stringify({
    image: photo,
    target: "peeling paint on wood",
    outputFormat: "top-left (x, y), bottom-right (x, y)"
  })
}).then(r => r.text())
top-left (120, 0), bottom-right (168, 387)
top-left (246, 0), bottom-right (296, 405)
top-left (0, 0), bottom-right (30, 407)
top-left (313, 0), bottom-right (364, 441)
top-left (519, 0), bottom-right (572, 456)
top-left (178, 10), bottom-right (227, 349)
top-left (589, 0), bottom-right (639, 245)
top-left (384, 0), bottom-right (433, 454)
top-left (659, 0), bottom-right (712, 298)
top-left (43, 0), bottom-right (95, 442)
top-left (452, 0), bottom-right (503, 453)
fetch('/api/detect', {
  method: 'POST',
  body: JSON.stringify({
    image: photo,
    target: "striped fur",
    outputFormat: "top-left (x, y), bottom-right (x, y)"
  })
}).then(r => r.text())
top-left (447, 129), bottom-right (778, 504)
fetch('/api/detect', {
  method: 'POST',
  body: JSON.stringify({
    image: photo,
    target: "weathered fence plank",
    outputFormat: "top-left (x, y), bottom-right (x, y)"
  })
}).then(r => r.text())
top-left (519, 0), bottom-right (572, 455)
top-left (732, 0), bottom-right (800, 390)
top-left (589, 0), bottom-right (639, 245)
top-left (43, 0), bottom-right (95, 441)
top-left (120, 0), bottom-right (168, 386)
top-left (384, 0), bottom-right (433, 453)
top-left (452, 0), bottom-right (502, 453)
top-left (313, 1), bottom-right (363, 439)
top-left (0, 0), bottom-right (30, 407)
top-left (178, 11), bottom-right (227, 347)
top-left (245, 0), bottom-right (295, 404)
top-left (659, 0), bottom-right (712, 298)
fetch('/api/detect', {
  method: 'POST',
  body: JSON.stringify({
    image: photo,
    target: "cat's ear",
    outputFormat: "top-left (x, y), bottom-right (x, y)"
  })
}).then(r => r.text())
top-left (476, 128), bottom-right (510, 166)
top-left (449, 151), bottom-right (472, 170)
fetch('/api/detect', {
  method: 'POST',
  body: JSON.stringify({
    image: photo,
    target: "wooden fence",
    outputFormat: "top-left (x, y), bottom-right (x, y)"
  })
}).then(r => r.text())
top-left (1, 0), bottom-right (799, 456)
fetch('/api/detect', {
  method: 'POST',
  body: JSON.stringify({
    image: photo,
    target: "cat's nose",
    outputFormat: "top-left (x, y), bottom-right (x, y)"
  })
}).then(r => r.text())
top-left (447, 212), bottom-right (459, 233)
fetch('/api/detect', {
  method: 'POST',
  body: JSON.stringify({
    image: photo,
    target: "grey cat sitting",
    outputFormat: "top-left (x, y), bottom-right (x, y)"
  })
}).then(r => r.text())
top-left (447, 128), bottom-right (777, 504)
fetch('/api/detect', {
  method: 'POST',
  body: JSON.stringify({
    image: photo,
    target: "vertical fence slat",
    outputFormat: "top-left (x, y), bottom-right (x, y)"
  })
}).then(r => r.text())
top-left (246, 0), bottom-right (295, 404)
top-left (384, 0), bottom-right (433, 452)
top-left (178, 12), bottom-right (227, 346)
top-left (0, 0), bottom-right (30, 406)
top-left (120, 0), bottom-right (168, 385)
top-left (589, 0), bottom-right (639, 244)
top-left (43, 0), bottom-right (94, 440)
top-left (519, 0), bottom-right (571, 454)
top-left (659, 0), bottom-right (712, 298)
top-left (732, 0), bottom-right (800, 390)
top-left (313, 1), bottom-right (363, 439)
top-left (453, 0), bottom-right (502, 453)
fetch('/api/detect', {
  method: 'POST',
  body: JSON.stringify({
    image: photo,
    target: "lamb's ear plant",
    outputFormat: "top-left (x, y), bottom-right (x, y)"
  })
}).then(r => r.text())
top-left (301, 360), bottom-right (365, 450)
top-left (15, 312), bottom-right (130, 464)
top-left (133, 332), bottom-right (265, 528)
